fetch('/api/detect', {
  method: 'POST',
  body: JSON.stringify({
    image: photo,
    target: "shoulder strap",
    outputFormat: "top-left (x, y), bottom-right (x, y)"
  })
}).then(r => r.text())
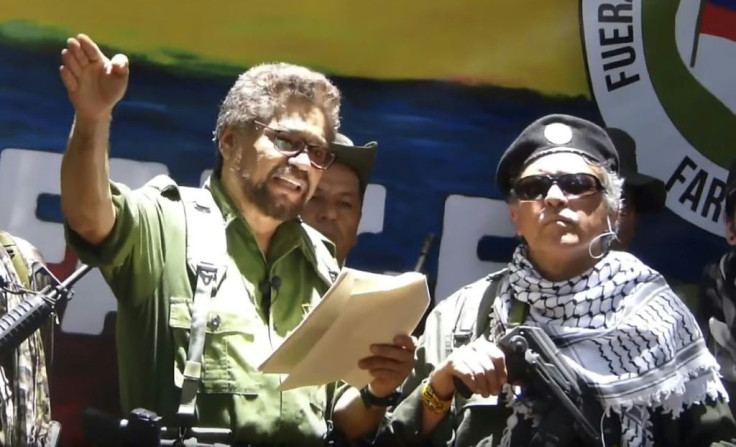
top-left (508, 297), bottom-right (530, 329)
top-left (0, 231), bottom-right (30, 289)
top-left (474, 271), bottom-right (506, 338)
top-left (300, 223), bottom-right (340, 285)
top-left (145, 178), bottom-right (229, 426)
top-left (143, 176), bottom-right (230, 285)
top-left (451, 269), bottom-right (508, 350)
top-left (178, 186), bottom-right (228, 283)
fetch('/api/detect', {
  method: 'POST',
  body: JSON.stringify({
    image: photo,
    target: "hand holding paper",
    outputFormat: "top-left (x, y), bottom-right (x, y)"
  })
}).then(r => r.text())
top-left (258, 268), bottom-right (430, 390)
top-left (358, 333), bottom-right (417, 397)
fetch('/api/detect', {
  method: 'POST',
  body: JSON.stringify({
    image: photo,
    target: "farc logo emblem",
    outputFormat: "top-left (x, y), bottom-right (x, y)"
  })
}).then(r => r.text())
top-left (582, 0), bottom-right (736, 236)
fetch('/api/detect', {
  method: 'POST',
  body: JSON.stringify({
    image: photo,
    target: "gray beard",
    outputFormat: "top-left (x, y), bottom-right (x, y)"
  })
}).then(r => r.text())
top-left (245, 180), bottom-right (306, 221)
top-left (238, 167), bottom-right (309, 221)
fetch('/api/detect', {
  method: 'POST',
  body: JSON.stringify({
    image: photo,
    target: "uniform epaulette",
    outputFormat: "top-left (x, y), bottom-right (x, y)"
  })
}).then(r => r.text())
top-left (142, 175), bottom-right (181, 199)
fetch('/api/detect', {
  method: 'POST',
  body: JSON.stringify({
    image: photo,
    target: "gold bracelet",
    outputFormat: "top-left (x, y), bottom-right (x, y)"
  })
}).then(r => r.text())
top-left (421, 382), bottom-right (452, 414)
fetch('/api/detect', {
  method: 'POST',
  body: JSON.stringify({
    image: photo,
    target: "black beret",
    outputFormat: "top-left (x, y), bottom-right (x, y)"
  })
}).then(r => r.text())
top-left (496, 114), bottom-right (619, 197)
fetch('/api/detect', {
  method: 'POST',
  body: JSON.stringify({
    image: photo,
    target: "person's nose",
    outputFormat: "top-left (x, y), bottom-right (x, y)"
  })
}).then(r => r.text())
top-left (288, 150), bottom-right (312, 170)
top-left (318, 202), bottom-right (338, 221)
top-left (544, 183), bottom-right (568, 207)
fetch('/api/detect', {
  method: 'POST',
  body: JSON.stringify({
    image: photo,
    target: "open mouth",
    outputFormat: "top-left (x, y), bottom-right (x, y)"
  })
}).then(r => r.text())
top-left (273, 174), bottom-right (306, 193)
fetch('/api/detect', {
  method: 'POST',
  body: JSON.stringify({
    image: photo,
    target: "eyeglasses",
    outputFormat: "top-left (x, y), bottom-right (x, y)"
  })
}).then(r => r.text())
top-left (512, 173), bottom-right (604, 201)
top-left (254, 121), bottom-right (335, 170)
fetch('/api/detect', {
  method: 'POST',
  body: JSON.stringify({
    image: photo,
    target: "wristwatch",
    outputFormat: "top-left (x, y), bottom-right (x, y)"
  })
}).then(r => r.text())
top-left (359, 385), bottom-right (402, 408)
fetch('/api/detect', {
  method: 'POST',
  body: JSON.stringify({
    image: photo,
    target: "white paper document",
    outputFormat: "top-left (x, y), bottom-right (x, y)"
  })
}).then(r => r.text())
top-left (258, 268), bottom-right (430, 390)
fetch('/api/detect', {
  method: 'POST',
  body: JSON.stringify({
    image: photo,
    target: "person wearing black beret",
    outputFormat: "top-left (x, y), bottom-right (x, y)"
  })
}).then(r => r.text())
top-left (376, 114), bottom-right (736, 447)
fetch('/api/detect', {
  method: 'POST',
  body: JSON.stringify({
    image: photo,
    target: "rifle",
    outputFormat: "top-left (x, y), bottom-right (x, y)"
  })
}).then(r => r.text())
top-left (0, 263), bottom-right (92, 357)
top-left (409, 233), bottom-right (436, 337)
top-left (454, 326), bottom-right (603, 446)
top-left (0, 263), bottom-right (92, 446)
top-left (413, 233), bottom-right (435, 273)
top-left (84, 408), bottom-right (233, 447)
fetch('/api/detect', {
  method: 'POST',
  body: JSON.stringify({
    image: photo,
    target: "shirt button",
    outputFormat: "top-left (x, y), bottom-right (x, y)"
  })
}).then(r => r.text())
top-left (271, 275), bottom-right (282, 290)
top-left (209, 314), bottom-right (221, 330)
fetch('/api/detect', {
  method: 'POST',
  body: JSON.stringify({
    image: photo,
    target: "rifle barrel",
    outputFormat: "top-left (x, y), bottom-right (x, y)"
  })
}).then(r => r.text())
top-left (0, 264), bottom-right (92, 355)
top-left (413, 233), bottom-right (436, 272)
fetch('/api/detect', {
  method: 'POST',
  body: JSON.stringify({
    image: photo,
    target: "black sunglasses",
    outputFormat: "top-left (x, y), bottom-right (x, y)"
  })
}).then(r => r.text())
top-left (512, 173), bottom-right (604, 201)
top-left (254, 121), bottom-right (335, 170)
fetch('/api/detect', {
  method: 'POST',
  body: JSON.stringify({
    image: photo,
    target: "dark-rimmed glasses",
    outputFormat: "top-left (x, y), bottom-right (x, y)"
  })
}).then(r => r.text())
top-left (254, 121), bottom-right (335, 170)
top-left (512, 173), bottom-right (604, 201)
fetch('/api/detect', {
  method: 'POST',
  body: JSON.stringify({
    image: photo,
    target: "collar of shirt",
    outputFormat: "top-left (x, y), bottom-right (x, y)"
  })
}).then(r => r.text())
top-left (203, 175), bottom-right (335, 270)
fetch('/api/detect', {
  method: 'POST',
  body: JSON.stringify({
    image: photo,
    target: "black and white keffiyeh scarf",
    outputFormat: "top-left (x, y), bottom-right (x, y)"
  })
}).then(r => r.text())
top-left (494, 246), bottom-right (727, 447)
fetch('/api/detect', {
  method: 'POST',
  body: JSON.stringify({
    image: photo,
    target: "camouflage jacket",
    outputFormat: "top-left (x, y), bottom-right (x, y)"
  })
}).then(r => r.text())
top-left (0, 232), bottom-right (52, 446)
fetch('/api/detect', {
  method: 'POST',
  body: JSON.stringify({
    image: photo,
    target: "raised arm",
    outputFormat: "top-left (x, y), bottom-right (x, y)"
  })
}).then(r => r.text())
top-left (59, 34), bottom-right (129, 245)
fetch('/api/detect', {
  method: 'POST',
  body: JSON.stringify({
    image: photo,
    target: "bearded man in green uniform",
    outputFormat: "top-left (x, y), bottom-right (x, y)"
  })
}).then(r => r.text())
top-left (58, 33), bottom-right (414, 446)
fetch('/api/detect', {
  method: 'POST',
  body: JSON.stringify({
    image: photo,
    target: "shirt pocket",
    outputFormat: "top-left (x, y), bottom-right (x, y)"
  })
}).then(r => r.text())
top-left (169, 299), bottom-right (265, 397)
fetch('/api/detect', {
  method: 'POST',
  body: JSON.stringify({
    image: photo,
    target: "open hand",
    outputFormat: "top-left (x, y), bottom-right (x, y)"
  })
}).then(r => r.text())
top-left (60, 34), bottom-right (129, 121)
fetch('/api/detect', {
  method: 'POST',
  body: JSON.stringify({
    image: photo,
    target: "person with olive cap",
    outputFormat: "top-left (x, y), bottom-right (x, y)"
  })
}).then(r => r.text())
top-left (375, 114), bottom-right (735, 447)
top-left (302, 134), bottom-right (377, 266)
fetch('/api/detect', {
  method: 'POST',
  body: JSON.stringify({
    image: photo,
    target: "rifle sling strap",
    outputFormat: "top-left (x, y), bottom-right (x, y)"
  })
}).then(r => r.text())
top-left (452, 270), bottom-right (508, 350)
top-left (175, 184), bottom-right (228, 427)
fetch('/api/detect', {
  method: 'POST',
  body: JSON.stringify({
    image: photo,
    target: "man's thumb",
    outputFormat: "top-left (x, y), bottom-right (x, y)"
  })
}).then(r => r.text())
top-left (109, 54), bottom-right (129, 76)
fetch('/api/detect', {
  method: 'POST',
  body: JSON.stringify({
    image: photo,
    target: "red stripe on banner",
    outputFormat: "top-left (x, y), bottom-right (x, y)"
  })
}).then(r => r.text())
top-left (701, 3), bottom-right (736, 42)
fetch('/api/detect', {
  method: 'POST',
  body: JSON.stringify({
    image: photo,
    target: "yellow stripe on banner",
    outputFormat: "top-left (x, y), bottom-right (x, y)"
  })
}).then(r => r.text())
top-left (0, 0), bottom-right (589, 97)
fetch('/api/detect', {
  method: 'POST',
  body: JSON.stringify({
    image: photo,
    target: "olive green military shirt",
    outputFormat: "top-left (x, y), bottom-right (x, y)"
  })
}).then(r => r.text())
top-left (66, 175), bottom-right (339, 446)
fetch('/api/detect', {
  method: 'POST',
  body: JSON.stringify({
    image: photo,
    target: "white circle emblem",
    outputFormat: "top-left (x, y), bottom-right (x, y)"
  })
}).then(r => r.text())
top-left (543, 123), bottom-right (573, 146)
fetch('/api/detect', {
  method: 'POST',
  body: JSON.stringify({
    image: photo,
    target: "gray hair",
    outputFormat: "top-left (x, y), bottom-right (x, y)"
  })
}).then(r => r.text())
top-left (213, 62), bottom-right (342, 173)
top-left (590, 159), bottom-right (624, 217)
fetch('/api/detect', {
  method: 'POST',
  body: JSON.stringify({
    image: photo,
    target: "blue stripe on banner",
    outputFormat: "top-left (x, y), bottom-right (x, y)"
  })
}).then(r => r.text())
top-left (710, 0), bottom-right (736, 12)
top-left (36, 194), bottom-right (64, 224)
